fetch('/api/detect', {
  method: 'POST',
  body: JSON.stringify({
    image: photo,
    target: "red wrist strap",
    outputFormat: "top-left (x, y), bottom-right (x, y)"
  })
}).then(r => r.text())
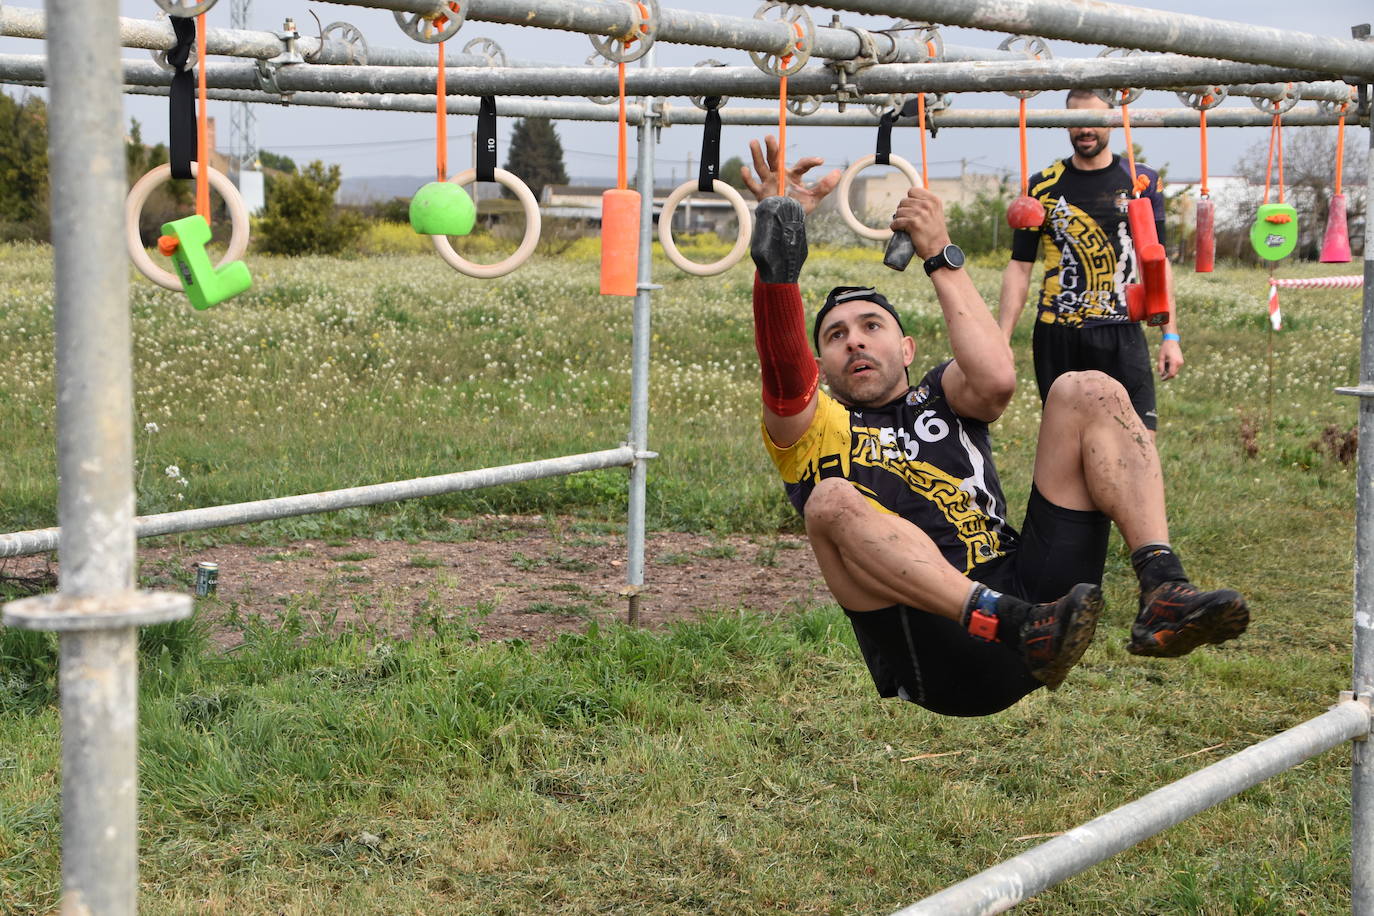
top-left (753, 275), bottom-right (818, 417)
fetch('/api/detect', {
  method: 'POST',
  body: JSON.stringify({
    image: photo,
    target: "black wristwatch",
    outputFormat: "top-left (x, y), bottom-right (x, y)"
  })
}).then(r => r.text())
top-left (923, 244), bottom-right (966, 276)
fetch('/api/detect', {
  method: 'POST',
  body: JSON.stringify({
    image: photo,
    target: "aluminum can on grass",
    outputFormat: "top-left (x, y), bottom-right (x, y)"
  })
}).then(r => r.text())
top-left (194, 561), bottom-right (219, 597)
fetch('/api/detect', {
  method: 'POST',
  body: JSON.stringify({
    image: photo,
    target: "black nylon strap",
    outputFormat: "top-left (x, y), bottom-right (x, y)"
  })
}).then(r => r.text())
top-left (875, 108), bottom-right (899, 166)
top-left (477, 96), bottom-right (497, 183)
top-left (168, 16), bottom-right (197, 181)
top-left (697, 97), bottom-right (722, 192)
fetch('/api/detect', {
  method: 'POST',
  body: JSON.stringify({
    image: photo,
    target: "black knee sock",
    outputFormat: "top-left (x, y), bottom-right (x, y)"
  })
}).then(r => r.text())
top-left (963, 584), bottom-right (1034, 646)
top-left (1131, 543), bottom-right (1187, 594)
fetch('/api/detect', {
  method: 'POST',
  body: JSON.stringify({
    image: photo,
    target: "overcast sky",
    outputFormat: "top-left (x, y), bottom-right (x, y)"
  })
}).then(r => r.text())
top-left (3, 1), bottom-right (1371, 185)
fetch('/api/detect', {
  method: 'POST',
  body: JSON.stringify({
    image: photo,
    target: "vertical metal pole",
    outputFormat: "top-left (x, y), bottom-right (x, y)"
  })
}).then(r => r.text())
top-left (625, 47), bottom-right (658, 626)
top-left (1354, 106), bottom-right (1374, 916)
top-left (48, 1), bottom-right (139, 912)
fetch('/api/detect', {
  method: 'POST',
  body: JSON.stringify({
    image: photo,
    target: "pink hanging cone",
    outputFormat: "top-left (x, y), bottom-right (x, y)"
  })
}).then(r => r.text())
top-left (1320, 193), bottom-right (1351, 263)
top-left (1195, 197), bottom-right (1215, 273)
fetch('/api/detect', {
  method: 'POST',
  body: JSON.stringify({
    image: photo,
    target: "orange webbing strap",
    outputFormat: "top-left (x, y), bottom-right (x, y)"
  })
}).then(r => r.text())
top-left (1018, 97), bottom-right (1029, 196)
top-left (1198, 100), bottom-right (1210, 198)
top-left (1275, 106), bottom-right (1285, 203)
top-left (617, 60), bottom-right (628, 190)
top-left (774, 20), bottom-right (804, 198)
top-left (436, 41), bottom-right (447, 181)
top-left (1335, 102), bottom-right (1348, 196)
top-left (1263, 109), bottom-right (1278, 203)
top-left (916, 92), bottom-right (929, 188)
top-left (777, 74), bottom-right (788, 197)
top-left (195, 12), bottom-right (210, 222)
top-left (1118, 91), bottom-right (1149, 196)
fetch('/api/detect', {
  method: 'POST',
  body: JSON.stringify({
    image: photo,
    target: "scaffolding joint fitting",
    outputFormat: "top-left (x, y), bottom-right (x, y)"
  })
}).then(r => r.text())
top-left (1340, 691), bottom-right (1374, 740)
top-left (255, 60), bottom-right (294, 103)
top-left (3, 589), bottom-right (193, 633)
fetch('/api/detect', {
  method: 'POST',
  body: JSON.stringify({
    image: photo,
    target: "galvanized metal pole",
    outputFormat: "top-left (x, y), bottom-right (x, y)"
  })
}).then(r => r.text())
top-left (625, 47), bottom-right (657, 627)
top-left (0, 2), bottom-right (186, 913)
top-left (44, 2), bottom-right (140, 910)
top-left (328, 0), bottom-right (1007, 65)
top-left (892, 701), bottom-right (1372, 915)
top-left (1350, 104), bottom-right (1374, 916)
top-left (103, 83), bottom-right (1345, 130)
top-left (823, 0), bottom-right (1374, 76)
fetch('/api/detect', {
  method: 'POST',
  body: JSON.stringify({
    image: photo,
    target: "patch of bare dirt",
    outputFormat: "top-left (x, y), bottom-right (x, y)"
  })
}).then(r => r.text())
top-left (2, 516), bottom-right (830, 650)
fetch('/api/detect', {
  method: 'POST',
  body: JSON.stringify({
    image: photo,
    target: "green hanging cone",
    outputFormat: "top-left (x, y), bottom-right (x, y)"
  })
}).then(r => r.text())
top-left (409, 181), bottom-right (476, 236)
top-left (1249, 202), bottom-right (1298, 261)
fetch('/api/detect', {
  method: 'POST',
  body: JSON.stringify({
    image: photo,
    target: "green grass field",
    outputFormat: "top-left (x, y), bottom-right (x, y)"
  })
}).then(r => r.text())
top-left (0, 237), bottom-right (1366, 913)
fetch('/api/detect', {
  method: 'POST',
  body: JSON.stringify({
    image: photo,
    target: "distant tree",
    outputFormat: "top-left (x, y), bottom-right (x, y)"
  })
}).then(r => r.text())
top-left (721, 156), bottom-right (748, 191)
top-left (943, 177), bottom-right (1015, 255)
top-left (257, 150), bottom-right (298, 174)
top-left (0, 90), bottom-right (50, 239)
top-left (256, 160), bottom-right (365, 255)
top-left (503, 118), bottom-right (568, 201)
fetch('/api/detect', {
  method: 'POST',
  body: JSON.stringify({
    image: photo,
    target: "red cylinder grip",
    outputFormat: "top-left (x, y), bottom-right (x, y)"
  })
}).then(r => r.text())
top-left (1139, 242), bottom-right (1170, 326)
top-left (600, 188), bottom-right (641, 296)
top-left (1126, 196), bottom-right (1158, 248)
top-left (1195, 197), bottom-right (1215, 273)
top-left (1320, 193), bottom-right (1352, 264)
top-left (1125, 283), bottom-right (1145, 323)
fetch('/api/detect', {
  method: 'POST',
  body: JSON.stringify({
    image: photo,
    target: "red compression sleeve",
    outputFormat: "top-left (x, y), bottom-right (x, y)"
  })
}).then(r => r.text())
top-left (753, 274), bottom-right (819, 417)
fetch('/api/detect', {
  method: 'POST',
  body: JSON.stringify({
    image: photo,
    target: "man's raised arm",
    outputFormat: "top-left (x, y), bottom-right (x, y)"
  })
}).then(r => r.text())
top-left (751, 197), bottom-right (818, 450)
top-left (890, 189), bottom-right (1016, 422)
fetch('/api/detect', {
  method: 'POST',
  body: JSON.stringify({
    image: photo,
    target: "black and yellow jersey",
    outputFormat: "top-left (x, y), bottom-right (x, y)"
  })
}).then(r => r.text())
top-left (1010, 154), bottom-right (1165, 328)
top-left (762, 362), bottom-right (1017, 574)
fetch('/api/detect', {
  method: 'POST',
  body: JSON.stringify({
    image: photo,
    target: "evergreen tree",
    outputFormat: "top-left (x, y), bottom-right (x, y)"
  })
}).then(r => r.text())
top-left (503, 118), bottom-right (568, 201)
top-left (0, 90), bottom-right (50, 239)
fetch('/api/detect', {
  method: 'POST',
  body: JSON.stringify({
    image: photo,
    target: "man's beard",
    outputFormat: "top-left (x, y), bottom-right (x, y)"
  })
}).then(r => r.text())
top-left (1073, 133), bottom-right (1107, 159)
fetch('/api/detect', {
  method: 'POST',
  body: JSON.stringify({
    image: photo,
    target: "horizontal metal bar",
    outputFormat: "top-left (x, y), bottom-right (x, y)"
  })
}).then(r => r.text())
top-left (0, 5), bottom-right (562, 69)
top-left (331, 0), bottom-right (1016, 64)
top-left (0, 53), bottom-right (1340, 103)
top-left (0, 447), bottom-right (636, 559)
top-left (892, 700), bottom-right (1372, 916)
top-left (821, 0), bottom-right (1374, 79)
top-left (108, 82), bottom-right (1345, 129)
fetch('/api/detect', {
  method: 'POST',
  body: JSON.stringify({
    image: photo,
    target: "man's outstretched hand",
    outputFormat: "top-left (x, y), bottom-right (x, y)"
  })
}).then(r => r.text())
top-left (889, 187), bottom-right (954, 261)
top-left (752, 196), bottom-right (808, 285)
top-left (740, 135), bottom-right (841, 215)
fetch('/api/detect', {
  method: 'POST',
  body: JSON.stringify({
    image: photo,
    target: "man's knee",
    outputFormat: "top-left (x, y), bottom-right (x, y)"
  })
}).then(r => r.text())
top-left (1046, 370), bottom-right (1131, 415)
top-left (803, 477), bottom-right (868, 536)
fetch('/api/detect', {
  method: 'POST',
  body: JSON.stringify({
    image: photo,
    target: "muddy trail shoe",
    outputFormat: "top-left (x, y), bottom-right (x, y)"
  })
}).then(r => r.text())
top-left (1020, 583), bottom-right (1103, 690)
top-left (751, 196), bottom-right (808, 284)
top-left (1128, 581), bottom-right (1249, 658)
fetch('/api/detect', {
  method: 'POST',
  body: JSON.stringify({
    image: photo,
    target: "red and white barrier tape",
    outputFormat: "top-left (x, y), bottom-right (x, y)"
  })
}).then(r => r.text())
top-left (1268, 275), bottom-right (1364, 290)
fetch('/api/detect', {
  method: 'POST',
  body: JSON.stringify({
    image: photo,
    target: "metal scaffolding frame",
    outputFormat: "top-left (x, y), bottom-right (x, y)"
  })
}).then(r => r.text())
top-left (2, 1), bottom-right (1373, 913)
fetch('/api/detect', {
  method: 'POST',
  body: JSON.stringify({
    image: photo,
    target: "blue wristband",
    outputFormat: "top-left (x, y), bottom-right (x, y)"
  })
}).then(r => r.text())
top-left (1162, 332), bottom-right (1180, 342)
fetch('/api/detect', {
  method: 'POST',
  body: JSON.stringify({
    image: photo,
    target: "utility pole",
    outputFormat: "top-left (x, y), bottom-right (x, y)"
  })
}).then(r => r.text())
top-left (229, 0), bottom-right (257, 175)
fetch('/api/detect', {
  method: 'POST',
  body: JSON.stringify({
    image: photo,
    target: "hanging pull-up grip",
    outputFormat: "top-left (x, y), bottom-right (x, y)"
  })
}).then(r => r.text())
top-left (428, 95), bottom-right (541, 278)
top-left (882, 96), bottom-right (929, 271)
top-left (1320, 100), bottom-right (1352, 263)
top-left (601, 59), bottom-right (640, 295)
top-left (658, 96), bottom-right (752, 277)
top-left (838, 106), bottom-right (921, 243)
top-left (410, 41), bottom-right (477, 237)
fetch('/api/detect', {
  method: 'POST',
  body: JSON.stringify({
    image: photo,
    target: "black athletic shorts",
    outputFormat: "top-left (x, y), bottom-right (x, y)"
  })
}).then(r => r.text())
top-left (1032, 321), bottom-right (1157, 431)
top-left (844, 486), bottom-right (1110, 717)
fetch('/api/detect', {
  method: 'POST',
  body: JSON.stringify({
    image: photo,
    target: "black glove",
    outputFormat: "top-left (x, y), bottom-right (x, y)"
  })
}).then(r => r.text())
top-left (751, 196), bottom-right (808, 285)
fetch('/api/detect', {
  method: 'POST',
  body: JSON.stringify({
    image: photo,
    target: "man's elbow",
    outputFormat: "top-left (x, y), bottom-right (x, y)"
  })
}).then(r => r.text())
top-left (980, 363), bottom-right (1018, 412)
